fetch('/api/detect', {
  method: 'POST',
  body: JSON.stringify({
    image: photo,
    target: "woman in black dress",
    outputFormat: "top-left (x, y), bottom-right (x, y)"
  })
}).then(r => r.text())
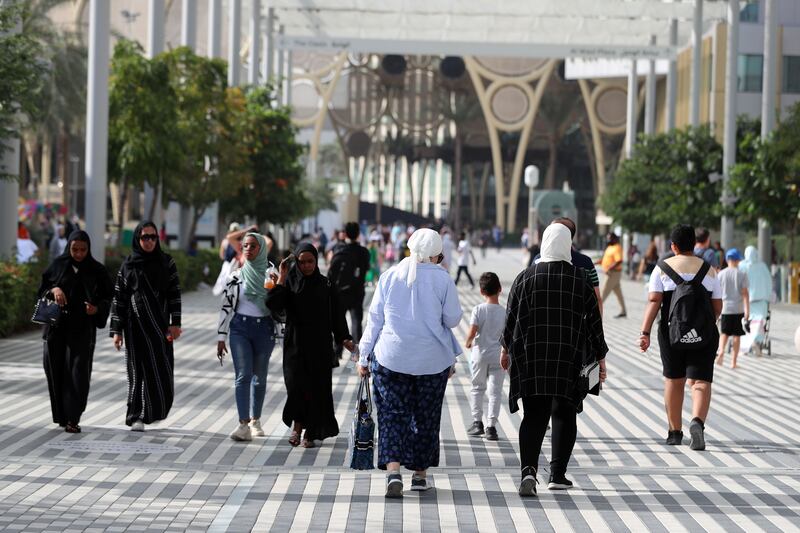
top-left (110, 222), bottom-right (182, 431)
top-left (266, 243), bottom-right (354, 448)
top-left (39, 230), bottom-right (113, 433)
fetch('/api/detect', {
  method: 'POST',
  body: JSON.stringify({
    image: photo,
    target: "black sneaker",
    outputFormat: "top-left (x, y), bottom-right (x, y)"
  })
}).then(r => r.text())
top-left (547, 474), bottom-right (573, 490)
top-left (484, 426), bottom-right (498, 441)
top-left (385, 473), bottom-right (403, 498)
top-left (519, 470), bottom-right (537, 497)
top-left (467, 421), bottom-right (485, 436)
top-left (666, 430), bottom-right (684, 445)
top-left (410, 475), bottom-right (431, 492)
top-left (689, 418), bottom-right (706, 451)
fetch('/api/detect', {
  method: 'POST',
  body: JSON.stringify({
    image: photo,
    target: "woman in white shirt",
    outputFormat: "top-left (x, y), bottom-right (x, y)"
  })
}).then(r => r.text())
top-left (216, 232), bottom-right (276, 442)
top-left (359, 228), bottom-right (463, 498)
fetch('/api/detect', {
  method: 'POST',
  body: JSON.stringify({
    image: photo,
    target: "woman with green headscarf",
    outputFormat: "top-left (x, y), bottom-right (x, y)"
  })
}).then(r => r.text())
top-left (216, 232), bottom-right (277, 441)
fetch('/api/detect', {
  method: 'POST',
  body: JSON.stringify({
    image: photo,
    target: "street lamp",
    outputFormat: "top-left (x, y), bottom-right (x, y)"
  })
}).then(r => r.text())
top-left (525, 165), bottom-right (539, 245)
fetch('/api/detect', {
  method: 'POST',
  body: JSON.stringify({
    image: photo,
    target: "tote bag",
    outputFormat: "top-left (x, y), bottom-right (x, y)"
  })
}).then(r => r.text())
top-left (348, 375), bottom-right (375, 470)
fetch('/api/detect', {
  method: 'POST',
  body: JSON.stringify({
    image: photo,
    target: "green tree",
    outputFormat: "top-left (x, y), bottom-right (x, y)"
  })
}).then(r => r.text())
top-left (0, 1), bottom-right (45, 179)
top-left (600, 126), bottom-right (723, 235)
top-left (108, 40), bottom-right (180, 239)
top-left (163, 47), bottom-right (250, 247)
top-left (221, 86), bottom-right (308, 225)
top-left (730, 103), bottom-right (800, 260)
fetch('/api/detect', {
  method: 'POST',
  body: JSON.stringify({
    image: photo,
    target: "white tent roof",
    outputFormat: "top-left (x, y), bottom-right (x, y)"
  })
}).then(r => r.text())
top-left (271, 0), bottom-right (736, 59)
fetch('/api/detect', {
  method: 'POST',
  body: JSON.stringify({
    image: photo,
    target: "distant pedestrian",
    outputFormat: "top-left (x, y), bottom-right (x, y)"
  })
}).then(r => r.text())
top-left (739, 246), bottom-right (772, 356)
top-left (637, 240), bottom-right (659, 281)
top-left (216, 232), bottom-right (277, 441)
top-left (358, 228), bottom-right (463, 498)
top-left (440, 229), bottom-right (455, 272)
top-left (597, 232), bottom-right (626, 318)
top-left (502, 224), bottom-right (607, 496)
top-left (639, 224), bottom-right (721, 451)
top-left (48, 224), bottom-right (67, 260)
top-left (492, 225), bottom-right (503, 252)
top-left (39, 231), bottom-right (113, 433)
top-left (694, 227), bottom-right (719, 270)
top-left (266, 243), bottom-right (354, 448)
top-left (479, 229), bottom-right (490, 258)
top-left (716, 249), bottom-right (749, 369)
top-left (111, 222), bottom-right (182, 432)
top-left (454, 231), bottom-right (477, 288)
top-left (464, 272), bottom-right (506, 441)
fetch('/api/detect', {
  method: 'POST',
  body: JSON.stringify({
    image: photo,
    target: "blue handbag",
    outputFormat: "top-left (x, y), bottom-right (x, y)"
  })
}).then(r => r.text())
top-left (31, 296), bottom-right (64, 327)
top-left (348, 375), bottom-right (375, 470)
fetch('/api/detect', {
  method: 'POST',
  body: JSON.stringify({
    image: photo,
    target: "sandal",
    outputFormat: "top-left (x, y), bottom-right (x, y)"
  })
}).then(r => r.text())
top-left (301, 439), bottom-right (316, 449)
top-left (288, 431), bottom-right (301, 447)
top-left (65, 422), bottom-right (81, 434)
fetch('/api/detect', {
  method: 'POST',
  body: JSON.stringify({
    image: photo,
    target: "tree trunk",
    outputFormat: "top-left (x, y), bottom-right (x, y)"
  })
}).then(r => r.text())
top-left (453, 134), bottom-right (463, 233)
top-left (116, 175), bottom-right (129, 243)
top-left (188, 207), bottom-right (205, 252)
top-left (465, 163), bottom-right (477, 225)
top-left (579, 121), bottom-right (599, 198)
top-left (58, 130), bottom-right (70, 208)
top-left (544, 135), bottom-right (557, 189)
top-left (390, 157), bottom-right (398, 207)
top-left (478, 161), bottom-right (490, 223)
top-left (146, 179), bottom-right (160, 221)
top-left (41, 132), bottom-right (53, 202)
top-left (407, 159), bottom-right (415, 212)
top-left (23, 134), bottom-right (39, 197)
top-left (417, 160), bottom-right (428, 214)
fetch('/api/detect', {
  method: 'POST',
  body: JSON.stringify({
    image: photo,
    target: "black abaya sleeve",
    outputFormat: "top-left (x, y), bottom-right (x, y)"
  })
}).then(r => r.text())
top-left (110, 268), bottom-right (129, 336)
top-left (265, 284), bottom-right (290, 314)
top-left (92, 265), bottom-right (114, 329)
top-left (329, 285), bottom-right (352, 345)
top-left (164, 256), bottom-right (182, 327)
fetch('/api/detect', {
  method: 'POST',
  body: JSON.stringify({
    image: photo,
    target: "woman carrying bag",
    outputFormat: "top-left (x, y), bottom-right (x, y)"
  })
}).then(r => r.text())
top-left (216, 232), bottom-right (277, 442)
top-left (38, 231), bottom-right (113, 433)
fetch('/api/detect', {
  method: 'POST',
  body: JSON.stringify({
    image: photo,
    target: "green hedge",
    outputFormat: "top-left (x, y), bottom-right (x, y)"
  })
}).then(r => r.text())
top-left (0, 247), bottom-right (220, 338)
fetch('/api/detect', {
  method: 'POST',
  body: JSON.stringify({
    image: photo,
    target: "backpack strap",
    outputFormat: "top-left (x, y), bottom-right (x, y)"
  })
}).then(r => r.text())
top-left (691, 261), bottom-right (711, 285)
top-left (657, 260), bottom-right (685, 286)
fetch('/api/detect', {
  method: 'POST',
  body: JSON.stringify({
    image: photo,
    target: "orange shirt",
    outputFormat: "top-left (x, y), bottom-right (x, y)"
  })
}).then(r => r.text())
top-left (601, 243), bottom-right (623, 272)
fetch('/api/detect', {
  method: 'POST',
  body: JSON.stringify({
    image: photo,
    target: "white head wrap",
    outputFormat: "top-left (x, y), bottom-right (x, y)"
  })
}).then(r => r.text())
top-left (539, 224), bottom-right (572, 263)
top-left (397, 228), bottom-right (443, 287)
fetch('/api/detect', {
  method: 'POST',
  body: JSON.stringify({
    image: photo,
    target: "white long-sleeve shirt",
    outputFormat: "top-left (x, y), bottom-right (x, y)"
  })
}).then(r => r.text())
top-left (359, 262), bottom-right (463, 375)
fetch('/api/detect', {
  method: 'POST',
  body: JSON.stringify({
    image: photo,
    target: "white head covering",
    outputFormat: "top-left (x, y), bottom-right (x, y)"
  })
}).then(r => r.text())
top-left (397, 228), bottom-right (443, 287)
top-left (539, 223), bottom-right (572, 263)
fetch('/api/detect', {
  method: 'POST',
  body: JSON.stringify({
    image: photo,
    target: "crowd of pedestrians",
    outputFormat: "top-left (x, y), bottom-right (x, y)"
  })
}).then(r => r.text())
top-left (34, 214), bottom-right (780, 500)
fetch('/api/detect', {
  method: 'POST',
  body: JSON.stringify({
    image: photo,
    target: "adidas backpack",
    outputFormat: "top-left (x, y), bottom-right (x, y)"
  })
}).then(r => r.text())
top-left (657, 260), bottom-right (716, 350)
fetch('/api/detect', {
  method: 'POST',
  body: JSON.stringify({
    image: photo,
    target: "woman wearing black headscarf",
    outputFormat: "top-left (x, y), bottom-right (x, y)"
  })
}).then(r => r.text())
top-left (266, 243), bottom-right (354, 448)
top-left (38, 231), bottom-right (113, 433)
top-left (110, 222), bottom-right (182, 431)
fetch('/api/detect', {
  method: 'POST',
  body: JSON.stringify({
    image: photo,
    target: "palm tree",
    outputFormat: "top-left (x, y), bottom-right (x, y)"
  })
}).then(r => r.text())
top-left (537, 69), bottom-right (583, 190)
top-left (440, 89), bottom-right (480, 232)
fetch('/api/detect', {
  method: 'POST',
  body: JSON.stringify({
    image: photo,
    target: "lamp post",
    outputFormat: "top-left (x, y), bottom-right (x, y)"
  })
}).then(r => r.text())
top-left (525, 165), bottom-right (540, 245)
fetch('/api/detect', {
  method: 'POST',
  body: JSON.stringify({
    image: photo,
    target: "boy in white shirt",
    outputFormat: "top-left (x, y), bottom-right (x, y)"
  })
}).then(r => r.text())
top-left (465, 272), bottom-right (506, 441)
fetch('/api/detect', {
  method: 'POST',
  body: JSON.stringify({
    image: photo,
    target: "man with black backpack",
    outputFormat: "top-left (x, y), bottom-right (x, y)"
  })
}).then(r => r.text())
top-left (639, 224), bottom-right (722, 450)
top-left (329, 222), bottom-right (371, 363)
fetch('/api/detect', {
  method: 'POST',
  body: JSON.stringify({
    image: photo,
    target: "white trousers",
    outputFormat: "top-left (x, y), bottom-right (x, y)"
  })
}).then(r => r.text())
top-left (469, 352), bottom-right (505, 426)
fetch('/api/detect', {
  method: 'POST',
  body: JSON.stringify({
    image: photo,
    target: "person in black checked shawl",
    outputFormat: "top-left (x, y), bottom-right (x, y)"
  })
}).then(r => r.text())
top-left (501, 224), bottom-right (608, 496)
top-left (266, 243), bottom-right (354, 448)
top-left (110, 222), bottom-right (182, 431)
top-left (38, 231), bottom-right (113, 433)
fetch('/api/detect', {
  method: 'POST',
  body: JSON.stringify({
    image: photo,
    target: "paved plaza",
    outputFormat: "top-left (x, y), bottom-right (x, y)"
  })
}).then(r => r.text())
top-left (1, 249), bottom-right (800, 532)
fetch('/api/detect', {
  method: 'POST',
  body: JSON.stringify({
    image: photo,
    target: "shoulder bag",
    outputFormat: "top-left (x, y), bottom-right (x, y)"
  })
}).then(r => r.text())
top-left (348, 374), bottom-right (375, 470)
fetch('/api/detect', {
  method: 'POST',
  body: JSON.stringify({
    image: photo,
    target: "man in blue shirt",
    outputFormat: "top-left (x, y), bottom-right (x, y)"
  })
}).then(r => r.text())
top-left (694, 227), bottom-right (719, 269)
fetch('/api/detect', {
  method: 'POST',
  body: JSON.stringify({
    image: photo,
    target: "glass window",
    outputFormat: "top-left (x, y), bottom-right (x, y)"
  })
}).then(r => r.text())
top-left (737, 54), bottom-right (763, 92)
top-left (784, 56), bottom-right (800, 94)
top-left (740, 1), bottom-right (759, 23)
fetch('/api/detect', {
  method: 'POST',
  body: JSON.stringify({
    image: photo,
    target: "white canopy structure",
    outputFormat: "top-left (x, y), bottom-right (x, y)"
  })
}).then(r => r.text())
top-left (271, 0), bottom-right (734, 59)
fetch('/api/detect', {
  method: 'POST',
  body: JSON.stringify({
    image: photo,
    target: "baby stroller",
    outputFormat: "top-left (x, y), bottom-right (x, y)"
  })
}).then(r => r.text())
top-left (741, 303), bottom-right (771, 357)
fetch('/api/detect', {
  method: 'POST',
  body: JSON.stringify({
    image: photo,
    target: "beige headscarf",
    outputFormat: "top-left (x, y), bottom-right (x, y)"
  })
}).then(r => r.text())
top-left (539, 223), bottom-right (572, 263)
top-left (397, 228), bottom-right (443, 287)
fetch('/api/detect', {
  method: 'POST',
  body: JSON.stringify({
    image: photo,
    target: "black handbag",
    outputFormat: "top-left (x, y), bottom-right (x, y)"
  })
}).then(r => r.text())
top-left (31, 296), bottom-right (64, 327)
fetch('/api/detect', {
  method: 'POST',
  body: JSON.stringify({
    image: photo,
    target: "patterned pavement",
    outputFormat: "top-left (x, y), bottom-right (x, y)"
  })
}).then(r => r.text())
top-left (1, 249), bottom-right (800, 532)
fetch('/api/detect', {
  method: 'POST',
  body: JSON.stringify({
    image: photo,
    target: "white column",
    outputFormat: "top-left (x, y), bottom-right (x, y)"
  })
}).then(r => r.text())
top-left (228, 0), bottom-right (241, 87)
top-left (180, 0), bottom-right (196, 49)
top-left (84, 0), bottom-right (110, 261)
top-left (759, 0), bottom-right (777, 263)
top-left (248, 0), bottom-right (261, 85)
top-left (0, 140), bottom-right (20, 259)
top-left (276, 24), bottom-right (285, 100)
top-left (207, 0), bottom-right (222, 58)
top-left (666, 19), bottom-right (678, 131)
top-left (265, 7), bottom-right (275, 82)
top-left (145, 0), bottom-right (165, 226)
top-left (285, 49), bottom-right (293, 106)
top-left (645, 36), bottom-right (657, 135)
top-left (720, 0), bottom-right (739, 249)
top-left (625, 59), bottom-right (638, 158)
top-left (690, 0), bottom-right (703, 127)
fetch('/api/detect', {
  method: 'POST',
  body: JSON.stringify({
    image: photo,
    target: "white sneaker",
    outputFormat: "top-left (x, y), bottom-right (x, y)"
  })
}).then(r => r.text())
top-left (131, 420), bottom-right (144, 432)
top-left (249, 419), bottom-right (265, 437)
top-left (230, 422), bottom-right (252, 441)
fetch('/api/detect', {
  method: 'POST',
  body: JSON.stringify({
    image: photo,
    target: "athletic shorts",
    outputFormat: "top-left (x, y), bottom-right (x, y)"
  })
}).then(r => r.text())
top-left (720, 314), bottom-right (745, 336)
top-left (658, 329), bottom-right (716, 382)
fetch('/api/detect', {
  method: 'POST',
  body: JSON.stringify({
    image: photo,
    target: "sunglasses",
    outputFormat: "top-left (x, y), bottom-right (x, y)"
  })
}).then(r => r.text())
top-left (140, 234), bottom-right (158, 242)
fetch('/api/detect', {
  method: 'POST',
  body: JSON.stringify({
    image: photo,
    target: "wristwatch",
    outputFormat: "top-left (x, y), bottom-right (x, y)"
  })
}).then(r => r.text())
top-left (640, 330), bottom-right (650, 336)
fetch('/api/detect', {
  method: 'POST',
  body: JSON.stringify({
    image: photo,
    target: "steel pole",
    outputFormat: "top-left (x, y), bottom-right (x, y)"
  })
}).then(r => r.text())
top-left (249, 0), bottom-right (261, 85)
top-left (759, 0), bottom-right (777, 264)
top-left (625, 59), bottom-right (638, 158)
top-left (690, 0), bottom-right (703, 126)
top-left (720, 0), bottom-right (739, 249)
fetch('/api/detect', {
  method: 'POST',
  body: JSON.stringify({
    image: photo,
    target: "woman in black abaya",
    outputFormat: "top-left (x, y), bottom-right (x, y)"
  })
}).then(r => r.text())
top-left (266, 243), bottom-right (354, 448)
top-left (110, 222), bottom-right (182, 431)
top-left (39, 230), bottom-right (113, 433)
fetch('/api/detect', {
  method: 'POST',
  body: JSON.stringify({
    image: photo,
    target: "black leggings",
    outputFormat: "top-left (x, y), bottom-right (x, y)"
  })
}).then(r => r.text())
top-left (454, 266), bottom-right (474, 286)
top-left (519, 395), bottom-right (577, 476)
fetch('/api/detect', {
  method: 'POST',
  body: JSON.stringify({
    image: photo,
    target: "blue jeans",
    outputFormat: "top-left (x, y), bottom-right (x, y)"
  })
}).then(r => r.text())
top-left (229, 314), bottom-right (275, 421)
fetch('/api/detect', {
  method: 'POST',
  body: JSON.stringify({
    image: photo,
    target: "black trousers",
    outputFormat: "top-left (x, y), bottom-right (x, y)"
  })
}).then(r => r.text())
top-left (454, 266), bottom-right (474, 286)
top-left (519, 395), bottom-right (577, 476)
top-left (334, 297), bottom-right (364, 360)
